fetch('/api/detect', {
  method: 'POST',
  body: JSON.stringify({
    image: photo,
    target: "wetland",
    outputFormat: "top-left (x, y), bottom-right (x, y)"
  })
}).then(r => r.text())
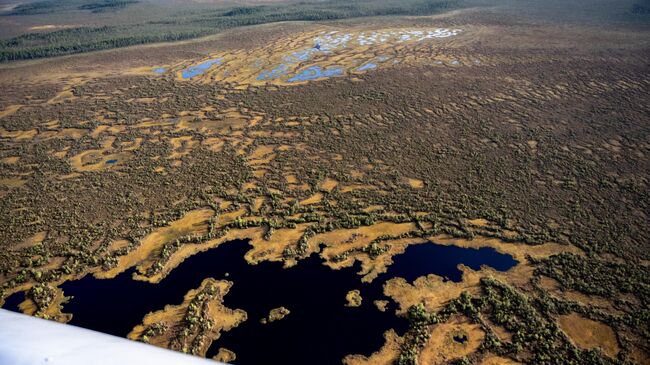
top-left (0, 0), bottom-right (649, 364)
top-left (3, 239), bottom-right (518, 364)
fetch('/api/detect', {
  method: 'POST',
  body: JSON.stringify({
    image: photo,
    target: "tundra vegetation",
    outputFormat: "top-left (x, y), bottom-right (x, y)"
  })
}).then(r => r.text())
top-left (260, 306), bottom-right (291, 324)
top-left (128, 278), bottom-right (246, 357)
top-left (0, 0), bottom-right (649, 364)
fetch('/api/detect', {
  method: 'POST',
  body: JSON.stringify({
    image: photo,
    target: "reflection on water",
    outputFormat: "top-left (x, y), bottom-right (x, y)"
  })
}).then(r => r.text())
top-left (287, 65), bottom-right (344, 82)
top-left (175, 28), bottom-right (463, 84)
top-left (356, 62), bottom-right (377, 71)
top-left (181, 58), bottom-right (223, 79)
top-left (257, 63), bottom-right (290, 81)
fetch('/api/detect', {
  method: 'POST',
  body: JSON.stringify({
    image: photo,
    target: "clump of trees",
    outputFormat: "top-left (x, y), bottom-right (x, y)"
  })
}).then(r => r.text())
top-left (394, 278), bottom-right (615, 365)
top-left (534, 252), bottom-right (650, 347)
top-left (535, 252), bottom-right (649, 305)
top-left (28, 283), bottom-right (56, 315)
top-left (139, 280), bottom-right (231, 356)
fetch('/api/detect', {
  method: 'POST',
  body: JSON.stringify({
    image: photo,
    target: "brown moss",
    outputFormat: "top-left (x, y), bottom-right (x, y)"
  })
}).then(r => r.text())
top-left (213, 348), bottom-right (237, 363)
top-left (418, 315), bottom-right (485, 364)
top-left (345, 289), bottom-right (363, 307)
top-left (557, 313), bottom-right (620, 359)
top-left (344, 330), bottom-right (403, 365)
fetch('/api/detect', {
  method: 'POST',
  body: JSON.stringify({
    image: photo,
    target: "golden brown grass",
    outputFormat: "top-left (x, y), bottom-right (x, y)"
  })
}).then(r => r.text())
top-left (345, 289), bottom-right (363, 307)
top-left (344, 330), bottom-right (403, 365)
top-left (68, 136), bottom-right (131, 172)
top-left (1, 156), bottom-right (20, 164)
top-left (127, 209), bottom-right (249, 283)
top-left (0, 104), bottom-right (22, 118)
top-left (429, 234), bottom-right (582, 263)
top-left (96, 208), bottom-right (214, 280)
top-left (467, 218), bottom-right (490, 227)
top-left (245, 223), bottom-right (310, 266)
top-left (537, 275), bottom-right (618, 313)
top-left (384, 236), bottom-right (580, 314)
top-left (340, 184), bottom-right (376, 193)
top-left (18, 286), bottom-right (71, 323)
top-left (264, 306), bottom-right (291, 323)
top-left (557, 313), bottom-right (620, 358)
top-left (128, 278), bottom-right (246, 357)
top-left (213, 348), bottom-right (237, 363)
top-left (385, 267), bottom-right (483, 314)
top-left (141, 228), bottom-right (263, 284)
top-left (299, 192), bottom-right (323, 205)
top-left (405, 178), bottom-right (424, 188)
top-left (352, 237), bottom-right (424, 283)
top-left (0, 127), bottom-right (37, 140)
top-left (483, 317), bottom-right (513, 343)
top-left (14, 231), bottom-right (47, 250)
top-left (0, 178), bottom-right (26, 188)
top-left (374, 300), bottom-right (389, 312)
top-left (248, 145), bottom-right (275, 160)
top-left (418, 315), bottom-right (485, 364)
top-left (313, 222), bottom-right (417, 269)
top-left (319, 178), bottom-right (338, 192)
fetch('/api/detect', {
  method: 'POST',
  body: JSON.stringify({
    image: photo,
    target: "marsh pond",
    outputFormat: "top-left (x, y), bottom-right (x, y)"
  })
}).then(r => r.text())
top-left (4, 240), bottom-right (517, 364)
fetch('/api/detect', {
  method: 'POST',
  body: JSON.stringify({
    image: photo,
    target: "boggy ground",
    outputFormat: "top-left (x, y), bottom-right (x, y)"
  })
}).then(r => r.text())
top-left (128, 278), bottom-right (246, 358)
top-left (0, 7), bottom-right (649, 365)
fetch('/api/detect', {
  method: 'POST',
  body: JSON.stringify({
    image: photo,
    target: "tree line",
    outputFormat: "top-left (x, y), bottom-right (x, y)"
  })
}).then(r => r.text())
top-left (0, 0), bottom-right (459, 61)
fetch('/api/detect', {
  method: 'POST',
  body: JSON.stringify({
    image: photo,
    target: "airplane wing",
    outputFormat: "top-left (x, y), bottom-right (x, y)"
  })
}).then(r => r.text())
top-left (0, 309), bottom-right (225, 365)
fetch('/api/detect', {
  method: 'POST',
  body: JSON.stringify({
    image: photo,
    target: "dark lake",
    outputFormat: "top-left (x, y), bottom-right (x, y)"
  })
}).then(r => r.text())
top-left (2, 290), bottom-right (24, 313)
top-left (2, 240), bottom-right (517, 364)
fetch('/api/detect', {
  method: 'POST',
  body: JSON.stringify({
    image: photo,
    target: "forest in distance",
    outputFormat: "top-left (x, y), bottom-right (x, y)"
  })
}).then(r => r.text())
top-left (0, 0), bottom-right (460, 61)
top-left (1, 0), bottom-right (649, 62)
top-left (0, 0), bottom-right (649, 363)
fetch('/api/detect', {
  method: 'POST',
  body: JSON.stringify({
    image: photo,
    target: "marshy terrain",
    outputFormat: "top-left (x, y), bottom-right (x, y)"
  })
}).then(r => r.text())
top-left (0, 0), bottom-right (649, 364)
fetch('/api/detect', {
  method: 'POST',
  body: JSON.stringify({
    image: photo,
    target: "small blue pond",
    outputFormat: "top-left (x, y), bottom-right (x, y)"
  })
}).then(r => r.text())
top-left (181, 58), bottom-right (223, 79)
top-left (257, 64), bottom-right (290, 81)
top-left (2, 240), bottom-right (517, 365)
top-left (152, 67), bottom-right (166, 74)
top-left (356, 62), bottom-right (377, 72)
top-left (285, 49), bottom-right (314, 63)
top-left (106, 159), bottom-right (118, 164)
top-left (288, 66), bottom-right (344, 83)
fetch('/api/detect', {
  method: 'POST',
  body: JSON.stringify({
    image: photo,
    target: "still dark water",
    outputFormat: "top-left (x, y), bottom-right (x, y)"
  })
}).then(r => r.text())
top-left (3, 240), bottom-right (517, 364)
top-left (2, 290), bottom-right (24, 313)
